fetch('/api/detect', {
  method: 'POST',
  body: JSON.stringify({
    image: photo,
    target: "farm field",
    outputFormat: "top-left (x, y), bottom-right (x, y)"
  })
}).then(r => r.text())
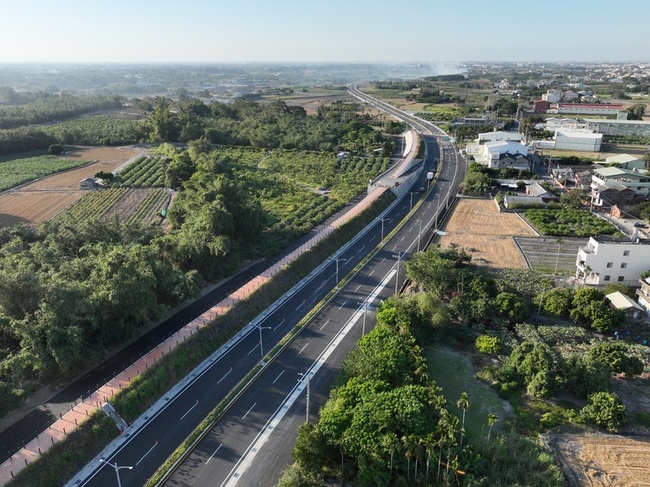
top-left (546, 433), bottom-right (650, 487)
top-left (57, 187), bottom-right (171, 225)
top-left (0, 146), bottom-right (142, 227)
top-left (437, 198), bottom-right (538, 269)
top-left (514, 236), bottom-right (588, 275)
top-left (0, 152), bottom-right (90, 191)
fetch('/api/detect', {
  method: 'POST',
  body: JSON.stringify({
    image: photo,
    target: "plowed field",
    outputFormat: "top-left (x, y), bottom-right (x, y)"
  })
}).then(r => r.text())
top-left (437, 198), bottom-right (538, 268)
top-left (0, 147), bottom-right (142, 227)
top-left (546, 433), bottom-right (650, 487)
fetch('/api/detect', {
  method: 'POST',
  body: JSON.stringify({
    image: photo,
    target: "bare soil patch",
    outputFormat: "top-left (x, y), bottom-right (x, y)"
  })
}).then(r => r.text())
top-left (0, 147), bottom-right (141, 227)
top-left (547, 433), bottom-right (650, 487)
top-left (437, 198), bottom-right (538, 269)
top-left (25, 146), bottom-right (141, 191)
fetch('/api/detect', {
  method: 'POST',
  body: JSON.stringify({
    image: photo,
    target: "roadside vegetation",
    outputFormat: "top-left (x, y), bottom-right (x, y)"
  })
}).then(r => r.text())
top-left (279, 244), bottom-right (650, 486)
top-left (0, 92), bottom-right (397, 422)
top-left (6, 191), bottom-right (394, 487)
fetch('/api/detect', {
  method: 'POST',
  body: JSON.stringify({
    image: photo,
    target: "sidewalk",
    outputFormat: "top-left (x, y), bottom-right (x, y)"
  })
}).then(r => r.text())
top-left (0, 185), bottom-right (387, 485)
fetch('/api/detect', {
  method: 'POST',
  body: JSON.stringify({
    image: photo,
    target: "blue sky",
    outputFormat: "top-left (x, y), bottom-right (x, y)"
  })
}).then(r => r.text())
top-left (1, 0), bottom-right (648, 63)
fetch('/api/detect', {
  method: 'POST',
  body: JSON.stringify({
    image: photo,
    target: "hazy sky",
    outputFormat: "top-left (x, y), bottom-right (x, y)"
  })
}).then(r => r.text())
top-left (2, 0), bottom-right (648, 64)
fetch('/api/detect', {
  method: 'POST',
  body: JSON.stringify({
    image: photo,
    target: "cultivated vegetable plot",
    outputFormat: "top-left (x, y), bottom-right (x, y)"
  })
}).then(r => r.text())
top-left (56, 187), bottom-right (128, 221)
top-left (119, 155), bottom-right (166, 187)
top-left (58, 187), bottom-right (170, 225)
top-left (0, 153), bottom-right (90, 191)
top-left (126, 189), bottom-right (171, 225)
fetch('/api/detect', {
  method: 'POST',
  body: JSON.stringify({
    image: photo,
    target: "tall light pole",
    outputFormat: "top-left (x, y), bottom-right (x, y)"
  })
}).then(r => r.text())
top-left (359, 300), bottom-right (369, 335)
top-left (416, 219), bottom-right (423, 252)
top-left (258, 324), bottom-right (271, 360)
top-left (409, 191), bottom-right (417, 211)
top-left (380, 218), bottom-right (391, 240)
top-left (299, 372), bottom-right (311, 423)
top-left (393, 252), bottom-right (402, 296)
top-left (335, 257), bottom-right (347, 284)
top-left (99, 458), bottom-right (132, 487)
top-left (434, 196), bottom-right (440, 230)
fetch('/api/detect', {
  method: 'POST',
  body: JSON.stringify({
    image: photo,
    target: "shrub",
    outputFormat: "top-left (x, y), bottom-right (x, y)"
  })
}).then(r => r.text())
top-left (588, 342), bottom-right (644, 376)
top-left (476, 335), bottom-right (500, 355)
top-left (48, 143), bottom-right (64, 155)
top-left (580, 391), bottom-right (628, 432)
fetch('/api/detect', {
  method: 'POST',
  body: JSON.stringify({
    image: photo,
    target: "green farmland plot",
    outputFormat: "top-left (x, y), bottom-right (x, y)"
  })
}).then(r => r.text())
top-left (0, 151), bottom-right (91, 191)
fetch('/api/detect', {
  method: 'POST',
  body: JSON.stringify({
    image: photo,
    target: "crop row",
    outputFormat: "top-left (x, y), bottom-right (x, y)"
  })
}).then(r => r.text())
top-left (120, 156), bottom-right (166, 187)
top-left (0, 153), bottom-right (90, 191)
top-left (56, 188), bottom-right (128, 221)
top-left (126, 189), bottom-right (171, 225)
top-left (339, 156), bottom-right (388, 175)
top-left (273, 194), bottom-right (344, 234)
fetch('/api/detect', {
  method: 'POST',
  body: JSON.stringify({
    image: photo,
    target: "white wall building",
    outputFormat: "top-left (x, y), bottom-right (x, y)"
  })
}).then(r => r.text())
top-left (477, 131), bottom-right (522, 145)
top-left (576, 236), bottom-right (650, 285)
top-left (545, 118), bottom-right (583, 131)
top-left (482, 140), bottom-right (529, 169)
top-left (553, 129), bottom-right (602, 151)
top-left (542, 89), bottom-right (562, 103)
top-left (557, 103), bottom-right (623, 116)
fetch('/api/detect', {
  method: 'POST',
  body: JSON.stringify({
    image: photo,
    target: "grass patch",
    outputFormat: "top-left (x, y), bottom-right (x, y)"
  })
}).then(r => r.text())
top-left (424, 344), bottom-right (508, 439)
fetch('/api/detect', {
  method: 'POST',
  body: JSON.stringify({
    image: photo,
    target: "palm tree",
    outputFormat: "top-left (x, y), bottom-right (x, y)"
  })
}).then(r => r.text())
top-left (456, 392), bottom-right (470, 449)
top-left (402, 435), bottom-right (416, 480)
top-left (487, 413), bottom-right (499, 442)
top-left (424, 433), bottom-right (436, 482)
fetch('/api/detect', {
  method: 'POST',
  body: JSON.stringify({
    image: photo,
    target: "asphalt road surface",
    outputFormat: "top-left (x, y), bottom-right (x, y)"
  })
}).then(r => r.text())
top-left (67, 89), bottom-right (465, 487)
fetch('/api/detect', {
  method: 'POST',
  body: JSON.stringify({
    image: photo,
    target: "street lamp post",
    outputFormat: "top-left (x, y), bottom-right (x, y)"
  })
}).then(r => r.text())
top-left (299, 372), bottom-right (311, 423)
top-left (416, 219), bottom-right (423, 252)
top-left (258, 323), bottom-right (272, 360)
top-left (393, 252), bottom-right (402, 296)
top-left (409, 191), bottom-right (417, 211)
top-left (335, 257), bottom-right (347, 284)
top-left (380, 218), bottom-right (391, 240)
top-left (99, 458), bottom-right (132, 487)
top-left (358, 300), bottom-right (369, 335)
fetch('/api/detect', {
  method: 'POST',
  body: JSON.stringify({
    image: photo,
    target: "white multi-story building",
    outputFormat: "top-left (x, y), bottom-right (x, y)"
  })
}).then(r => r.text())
top-left (576, 236), bottom-right (650, 285)
top-left (482, 140), bottom-right (530, 170)
top-left (542, 89), bottom-right (562, 103)
top-left (590, 166), bottom-right (650, 206)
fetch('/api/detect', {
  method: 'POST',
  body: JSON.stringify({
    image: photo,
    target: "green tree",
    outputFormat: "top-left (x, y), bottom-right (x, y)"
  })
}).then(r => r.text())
top-left (563, 354), bottom-right (611, 398)
top-left (499, 341), bottom-right (562, 398)
top-left (588, 342), bottom-right (644, 376)
top-left (569, 287), bottom-right (605, 323)
top-left (560, 189), bottom-right (588, 209)
top-left (580, 391), bottom-right (628, 432)
top-left (539, 287), bottom-right (573, 317)
top-left (626, 104), bottom-right (646, 120)
top-left (495, 292), bottom-right (529, 322)
top-left (456, 392), bottom-right (470, 449)
top-left (405, 245), bottom-right (471, 297)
